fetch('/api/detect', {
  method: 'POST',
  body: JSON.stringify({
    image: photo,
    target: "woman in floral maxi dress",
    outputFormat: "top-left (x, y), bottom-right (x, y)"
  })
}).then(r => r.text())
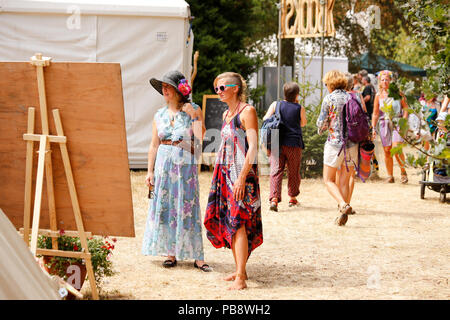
top-left (142, 70), bottom-right (211, 272)
top-left (204, 72), bottom-right (263, 290)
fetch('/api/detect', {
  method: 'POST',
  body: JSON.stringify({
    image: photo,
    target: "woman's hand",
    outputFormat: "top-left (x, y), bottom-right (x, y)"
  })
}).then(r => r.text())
top-left (233, 176), bottom-right (246, 201)
top-left (145, 171), bottom-right (154, 187)
top-left (372, 130), bottom-right (377, 141)
top-left (182, 103), bottom-right (196, 118)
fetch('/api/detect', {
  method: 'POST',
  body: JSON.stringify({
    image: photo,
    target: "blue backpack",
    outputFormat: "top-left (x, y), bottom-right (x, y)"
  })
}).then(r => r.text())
top-left (260, 101), bottom-right (282, 151)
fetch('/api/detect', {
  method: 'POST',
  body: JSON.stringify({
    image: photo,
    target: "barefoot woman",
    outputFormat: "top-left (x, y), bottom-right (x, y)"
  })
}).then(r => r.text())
top-left (204, 72), bottom-right (263, 290)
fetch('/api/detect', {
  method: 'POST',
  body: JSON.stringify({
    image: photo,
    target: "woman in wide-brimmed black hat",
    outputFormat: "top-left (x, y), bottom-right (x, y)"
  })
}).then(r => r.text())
top-left (142, 70), bottom-right (212, 272)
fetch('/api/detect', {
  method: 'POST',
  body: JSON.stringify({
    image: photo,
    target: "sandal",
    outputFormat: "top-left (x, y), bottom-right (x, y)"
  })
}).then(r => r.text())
top-left (194, 261), bottom-right (212, 272)
top-left (400, 173), bottom-right (408, 184)
top-left (269, 199), bottom-right (278, 212)
top-left (335, 203), bottom-right (351, 226)
top-left (162, 258), bottom-right (177, 268)
top-left (288, 199), bottom-right (298, 207)
top-left (385, 176), bottom-right (395, 183)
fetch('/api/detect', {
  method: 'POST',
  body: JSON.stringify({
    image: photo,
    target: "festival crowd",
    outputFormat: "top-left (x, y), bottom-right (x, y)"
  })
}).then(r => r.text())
top-left (141, 68), bottom-right (449, 290)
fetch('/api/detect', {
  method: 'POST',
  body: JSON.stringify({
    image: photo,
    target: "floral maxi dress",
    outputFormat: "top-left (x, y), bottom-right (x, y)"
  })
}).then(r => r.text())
top-left (142, 105), bottom-right (204, 261)
top-left (204, 106), bottom-right (263, 257)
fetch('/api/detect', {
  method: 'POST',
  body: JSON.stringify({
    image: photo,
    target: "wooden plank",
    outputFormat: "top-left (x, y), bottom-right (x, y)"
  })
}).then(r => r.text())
top-left (23, 108), bottom-right (35, 245)
top-left (32, 54), bottom-right (50, 135)
top-left (23, 133), bottom-right (66, 143)
top-left (36, 248), bottom-right (90, 259)
top-left (53, 109), bottom-right (99, 300)
top-left (0, 62), bottom-right (134, 237)
top-left (44, 139), bottom-right (57, 248)
top-left (19, 228), bottom-right (92, 238)
top-left (44, 138), bottom-right (58, 249)
top-left (52, 109), bottom-right (87, 239)
top-left (29, 135), bottom-right (48, 256)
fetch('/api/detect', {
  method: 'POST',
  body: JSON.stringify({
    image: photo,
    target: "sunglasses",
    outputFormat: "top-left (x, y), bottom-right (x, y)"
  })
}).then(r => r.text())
top-left (214, 84), bottom-right (239, 93)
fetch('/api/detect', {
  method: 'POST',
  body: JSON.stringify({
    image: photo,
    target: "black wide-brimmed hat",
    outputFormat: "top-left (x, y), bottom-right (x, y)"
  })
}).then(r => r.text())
top-left (149, 70), bottom-right (191, 103)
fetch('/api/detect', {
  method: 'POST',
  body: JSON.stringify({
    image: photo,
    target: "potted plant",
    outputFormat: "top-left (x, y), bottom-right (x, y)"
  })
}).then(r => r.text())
top-left (37, 230), bottom-right (116, 293)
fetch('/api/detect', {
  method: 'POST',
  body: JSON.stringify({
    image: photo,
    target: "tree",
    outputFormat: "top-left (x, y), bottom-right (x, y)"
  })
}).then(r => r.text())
top-left (188, 1), bottom-right (264, 104)
top-left (395, 0), bottom-right (449, 97)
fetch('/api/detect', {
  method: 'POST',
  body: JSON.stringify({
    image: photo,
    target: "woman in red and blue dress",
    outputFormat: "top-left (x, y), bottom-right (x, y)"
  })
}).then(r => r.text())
top-left (204, 72), bottom-right (263, 290)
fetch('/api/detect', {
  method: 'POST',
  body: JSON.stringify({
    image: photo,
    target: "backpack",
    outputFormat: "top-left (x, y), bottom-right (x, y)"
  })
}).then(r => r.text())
top-left (260, 101), bottom-right (282, 151)
top-left (341, 92), bottom-right (371, 177)
top-left (344, 92), bottom-right (370, 143)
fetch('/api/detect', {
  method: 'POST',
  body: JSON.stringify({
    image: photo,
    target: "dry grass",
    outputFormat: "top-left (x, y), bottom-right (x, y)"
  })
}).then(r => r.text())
top-left (81, 145), bottom-right (450, 300)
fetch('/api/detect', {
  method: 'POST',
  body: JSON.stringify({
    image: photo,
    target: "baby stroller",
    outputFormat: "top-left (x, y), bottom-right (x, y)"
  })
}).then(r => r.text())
top-left (419, 122), bottom-right (450, 202)
top-left (420, 161), bottom-right (450, 203)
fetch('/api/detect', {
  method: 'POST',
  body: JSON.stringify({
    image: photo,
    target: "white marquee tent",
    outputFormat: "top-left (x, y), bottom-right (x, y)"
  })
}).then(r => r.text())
top-left (0, 0), bottom-right (194, 168)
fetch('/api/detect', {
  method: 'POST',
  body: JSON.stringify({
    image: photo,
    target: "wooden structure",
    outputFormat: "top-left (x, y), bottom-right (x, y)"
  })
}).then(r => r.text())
top-left (280, 0), bottom-right (336, 38)
top-left (0, 55), bottom-right (135, 299)
top-left (0, 61), bottom-right (134, 237)
top-left (278, 0), bottom-right (336, 101)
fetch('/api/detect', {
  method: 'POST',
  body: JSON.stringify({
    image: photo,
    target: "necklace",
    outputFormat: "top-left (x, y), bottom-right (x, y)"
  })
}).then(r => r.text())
top-left (226, 101), bottom-right (241, 121)
top-left (168, 104), bottom-right (182, 122)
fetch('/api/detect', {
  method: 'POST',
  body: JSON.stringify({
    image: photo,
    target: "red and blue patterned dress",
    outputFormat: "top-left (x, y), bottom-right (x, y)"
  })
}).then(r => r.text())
top-left (204, 105), bottom-right (263, 257)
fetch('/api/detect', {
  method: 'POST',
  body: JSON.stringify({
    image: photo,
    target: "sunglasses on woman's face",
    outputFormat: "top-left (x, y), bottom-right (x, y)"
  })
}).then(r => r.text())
top-left (214, 84), bottom-right (239, 93)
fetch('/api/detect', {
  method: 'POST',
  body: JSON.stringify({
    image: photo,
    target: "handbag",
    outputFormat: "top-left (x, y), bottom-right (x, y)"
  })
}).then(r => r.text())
top-left (357, 140), bottom-right (375, 182)
top-left (260, 101), bottom-right (282, 151)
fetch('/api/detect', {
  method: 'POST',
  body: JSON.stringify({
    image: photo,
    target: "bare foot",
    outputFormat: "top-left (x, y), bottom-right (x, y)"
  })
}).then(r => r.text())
top-left (227, 274), bottom-right (247, 290)
top-left (223, 272), bottom-right (248, 281)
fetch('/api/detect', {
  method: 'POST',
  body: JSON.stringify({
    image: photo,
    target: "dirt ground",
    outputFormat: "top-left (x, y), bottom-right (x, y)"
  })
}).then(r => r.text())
top-left (82, 146), bottom-right (449, 300)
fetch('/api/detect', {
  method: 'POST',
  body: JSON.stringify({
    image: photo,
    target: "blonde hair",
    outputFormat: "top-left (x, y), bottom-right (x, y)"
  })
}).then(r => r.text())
top-left (345, 72), bottom-right (354, 91)
top-left (377, 70), bottom-right (393, 91)
top-left (214, 72), bottom-right (247, 102)
top-left (322, 70), bottom-right (347, 92)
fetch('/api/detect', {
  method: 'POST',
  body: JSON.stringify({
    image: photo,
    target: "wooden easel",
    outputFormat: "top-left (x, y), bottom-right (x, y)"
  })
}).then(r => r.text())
top-left (22, 53), bottom-right (99, 300)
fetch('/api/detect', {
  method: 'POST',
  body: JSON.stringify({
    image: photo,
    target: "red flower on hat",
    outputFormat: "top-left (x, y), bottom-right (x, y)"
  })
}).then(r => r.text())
top-left (178, 79), bottom-right (191, 96)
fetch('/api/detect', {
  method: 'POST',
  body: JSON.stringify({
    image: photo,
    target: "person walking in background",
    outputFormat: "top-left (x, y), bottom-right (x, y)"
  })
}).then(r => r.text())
top-left (371, 70), bottom-right (409, 184)
top-left (263, 82), bottom-right (307, 212)
top-left (352, 73), bottom-right (363, 92)
top-left (317, 70), bottom-right (358, 226)
top-left (344, 72), bottom-right (367, 214)
top-left (361, 75), bottom-right (375, 118)
top-left (204, 72), bottom-right (263, 290)
top-left (361, 74), bottom-right (380, 178)
top-left (142, 70), bottom-right (212, 272)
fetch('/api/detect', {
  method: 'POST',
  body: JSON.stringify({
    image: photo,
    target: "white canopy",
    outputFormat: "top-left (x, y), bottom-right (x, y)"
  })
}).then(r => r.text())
top-left (0, 0), bottom-right (194, 168)
top-left (1, 0), bottom-right (190, 17)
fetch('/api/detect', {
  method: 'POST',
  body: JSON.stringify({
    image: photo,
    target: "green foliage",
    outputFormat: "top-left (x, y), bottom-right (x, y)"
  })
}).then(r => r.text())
top-left (300, 108), bottom-right (327, 178)
top-left (37, 232), bottom-right (116, 285)
top-left (188, 0), bottom-right (264, 104)
top-left (294, 72), bottom-right (326, 178)
top-left (395, 0), bottom-right (450, 96)
top-left (387, 80), bottom-right (449, 171)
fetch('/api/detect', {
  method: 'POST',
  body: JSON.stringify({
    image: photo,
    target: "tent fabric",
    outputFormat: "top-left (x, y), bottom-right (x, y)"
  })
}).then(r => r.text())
top-left (0, 208), bottom-right (60, 300)
top-left (0, 0), bottom-right (190, 17)
top-left (352, 52), bottom-right (426, 77)
top-left (0, 0), bottom-right (193, 168)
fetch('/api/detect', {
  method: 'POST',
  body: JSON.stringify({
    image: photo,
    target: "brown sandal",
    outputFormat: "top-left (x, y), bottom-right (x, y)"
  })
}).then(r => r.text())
top-left (335, 203), bottom-right (352, 226)
top-left (400, 174), bottom-right (408, 184)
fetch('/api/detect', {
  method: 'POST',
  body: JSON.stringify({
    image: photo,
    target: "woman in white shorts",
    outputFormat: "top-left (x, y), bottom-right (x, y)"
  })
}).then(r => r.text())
top-left (316, 70), bottom-right (357, 226)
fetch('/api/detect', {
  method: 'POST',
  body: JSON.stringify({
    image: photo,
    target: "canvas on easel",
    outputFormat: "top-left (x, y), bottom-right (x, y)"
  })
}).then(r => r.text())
top-left (0, 59), bottom-right (134, 237)
top-left (0, 55), bottom-right (135, 299)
